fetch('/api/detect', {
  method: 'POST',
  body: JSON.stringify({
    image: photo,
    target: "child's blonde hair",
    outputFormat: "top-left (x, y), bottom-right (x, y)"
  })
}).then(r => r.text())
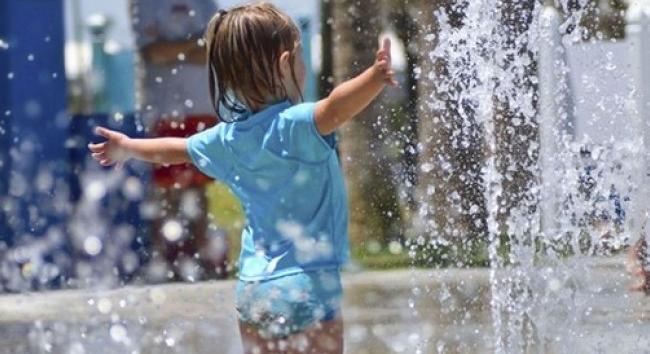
top-left (204, 3), bottom-right (302, 120)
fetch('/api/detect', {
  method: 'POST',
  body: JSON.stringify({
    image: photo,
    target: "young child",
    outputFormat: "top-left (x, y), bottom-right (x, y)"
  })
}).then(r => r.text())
top-left (88, 3), bottom-right (395, 353)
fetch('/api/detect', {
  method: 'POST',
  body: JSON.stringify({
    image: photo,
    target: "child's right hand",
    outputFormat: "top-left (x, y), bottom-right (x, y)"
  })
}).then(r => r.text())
top-left (88, 127), bottom-right (131, 169)
top-left (314, 37), bottom-right (398, 134)
top-left (374, 38), bottom-right (398, 87)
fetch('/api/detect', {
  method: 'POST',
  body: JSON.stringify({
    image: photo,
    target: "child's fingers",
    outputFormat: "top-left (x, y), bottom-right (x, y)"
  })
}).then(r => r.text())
top-left (100, 159), bottom-right (114, 167)
top-left (382, 68), bottom-right (398, 86)
top-left (95, 126), bottom-right (118, 140)
top-left (382, 37), bottom-right (391, 56)
top-left (385, 77), bottom-right (398, 87)
top-left (91, 152), bottom-right (106, 160)
top-left (376, 58), bottom-right (389, 70)
top-left (88, 142), bottom-right (106, 153)
top-left (376, 39), bottom-right (391, 63)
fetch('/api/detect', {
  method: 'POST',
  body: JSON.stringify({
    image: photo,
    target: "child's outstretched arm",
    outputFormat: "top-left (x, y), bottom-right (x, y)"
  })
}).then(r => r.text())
top-left (87, 127), bottom-right (190, 168)
top-left (314, 38), bottom-right (397, 135)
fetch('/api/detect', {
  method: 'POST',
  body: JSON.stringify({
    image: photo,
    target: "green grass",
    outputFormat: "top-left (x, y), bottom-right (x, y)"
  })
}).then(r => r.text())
top-left (205, 182), bottom-right (244, 270)
top-left (205, 182), bottom-right (492, 273)
top-left (352, 247), bottom-right (413, 269)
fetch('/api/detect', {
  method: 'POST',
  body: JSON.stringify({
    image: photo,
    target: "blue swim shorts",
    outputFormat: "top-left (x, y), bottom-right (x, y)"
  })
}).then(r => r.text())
top-left (235, 269), bottom-right (343, 339)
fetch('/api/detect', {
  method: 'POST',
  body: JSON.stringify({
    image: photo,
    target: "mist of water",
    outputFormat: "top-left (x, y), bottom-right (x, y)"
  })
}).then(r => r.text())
top-left (415, 1), bottom-right (647, 352)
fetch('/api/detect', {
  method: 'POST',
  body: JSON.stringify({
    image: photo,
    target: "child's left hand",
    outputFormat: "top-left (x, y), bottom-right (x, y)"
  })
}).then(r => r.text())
top-left (374, 38), bottom-right (398, 87)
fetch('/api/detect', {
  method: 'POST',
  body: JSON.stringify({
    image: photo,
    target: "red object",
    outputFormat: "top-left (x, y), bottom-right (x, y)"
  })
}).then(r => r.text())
top-left (152, 115), bottom-right (218, 188)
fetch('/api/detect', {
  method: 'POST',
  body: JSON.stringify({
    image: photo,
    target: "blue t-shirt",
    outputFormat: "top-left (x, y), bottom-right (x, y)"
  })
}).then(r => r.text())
top-left (186, 101), bottom-right (349, 281)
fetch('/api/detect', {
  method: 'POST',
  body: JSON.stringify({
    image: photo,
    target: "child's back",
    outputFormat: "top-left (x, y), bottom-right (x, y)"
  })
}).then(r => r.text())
top-left (186, 101), bottom-right (349, 281)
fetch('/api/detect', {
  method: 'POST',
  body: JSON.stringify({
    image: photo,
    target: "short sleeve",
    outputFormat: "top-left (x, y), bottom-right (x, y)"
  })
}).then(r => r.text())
top-left (278, 102), bottom-right (338, 162)
top-left (186, 124), bottom-right (232, 181)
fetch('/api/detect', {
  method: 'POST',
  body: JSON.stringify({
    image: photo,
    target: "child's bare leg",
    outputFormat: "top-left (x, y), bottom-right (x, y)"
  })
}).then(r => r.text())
top-left (287, 315), bottom-right (343, 354)
top-left (239, 321), bottom-right (270, 354)
top-left (239, 316), bottom-right (344, 354)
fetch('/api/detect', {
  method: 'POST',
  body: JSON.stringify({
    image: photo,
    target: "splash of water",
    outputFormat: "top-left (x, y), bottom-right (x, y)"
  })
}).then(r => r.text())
top-left (418, 0), bottom-right (645, 352)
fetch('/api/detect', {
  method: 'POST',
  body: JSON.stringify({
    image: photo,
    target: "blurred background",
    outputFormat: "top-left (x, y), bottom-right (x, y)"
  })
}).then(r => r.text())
top-left (4, 0), bottom-right (650, 353)
top-left (1, 0), bottom-right (649, 290)
top-left (1, 0), bottom-right (417, 292)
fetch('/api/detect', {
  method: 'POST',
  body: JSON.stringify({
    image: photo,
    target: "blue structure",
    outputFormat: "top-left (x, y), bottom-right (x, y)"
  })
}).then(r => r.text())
top-left (87, 14), bottom-right (136, 115)
top-left (0, 0), bottom-right (147, 291)
top-left (0, 0), bottom-right (69, 288)
top-left (105, 50), bottom-right (136, 114)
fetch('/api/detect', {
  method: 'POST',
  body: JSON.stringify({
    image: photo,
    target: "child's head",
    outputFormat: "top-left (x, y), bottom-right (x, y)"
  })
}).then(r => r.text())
top-left (205, 3), bottom-right (305, 119)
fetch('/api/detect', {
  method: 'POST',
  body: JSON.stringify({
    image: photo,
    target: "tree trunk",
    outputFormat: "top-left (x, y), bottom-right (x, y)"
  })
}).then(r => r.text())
top-left (319, 0), bottom-right (334, 98)
top-left (412, 0), bottom-right (488, 266)
top-left (492, 0), bottom-right (540, 252)
top-left (331, 0), bottom-right (403, 249)
top-left (390, 0), bottom-right (421, 213)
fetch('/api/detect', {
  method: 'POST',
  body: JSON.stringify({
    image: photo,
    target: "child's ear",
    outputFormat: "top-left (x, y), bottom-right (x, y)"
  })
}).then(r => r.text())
top-left (279, 50), bottom-right (291, 78)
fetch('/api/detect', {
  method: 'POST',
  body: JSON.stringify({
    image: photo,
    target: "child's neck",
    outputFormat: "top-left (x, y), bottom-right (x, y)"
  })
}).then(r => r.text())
top-left (249, 97), bottom-right (294, 113)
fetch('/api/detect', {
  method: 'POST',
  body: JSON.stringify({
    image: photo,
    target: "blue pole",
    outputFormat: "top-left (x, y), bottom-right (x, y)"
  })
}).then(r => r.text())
top-left (0, 0), bottom-right (69, 290)
top-left (0, 0), bottom-right (11, 247)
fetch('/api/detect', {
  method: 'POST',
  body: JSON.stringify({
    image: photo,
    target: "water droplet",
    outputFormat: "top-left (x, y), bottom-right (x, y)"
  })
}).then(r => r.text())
top-left (414, 66), bottom-right (422, 79)
top-left (83, 236), bottom-right (102, 256)
top-left (86, 180), bottom-right (107, 201)
top-left (548, 278), bottom-right (561, 292)
top-left (421, 163), bottom-right (434, 173)
top-left (366, 240), bottom-right (381, 254)
top-left (161, 219), bottom-right (184, 242)
top-left (21, 262), bottom-right (34, 278)
top-left (123, 177), bottom-right (143, 201)
top-left (110, 324), bottom-right (128, 343)
top-left (97, 298), bottom-right (112, 314)
top-left (113, 112), bottom-right (124, 122)
top-left (388, 241), bottom-right (403, 255)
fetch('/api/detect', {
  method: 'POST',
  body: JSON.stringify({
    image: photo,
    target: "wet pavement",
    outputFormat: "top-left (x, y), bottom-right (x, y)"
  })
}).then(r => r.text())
top-left (1, 256), bottom-right (649, 353)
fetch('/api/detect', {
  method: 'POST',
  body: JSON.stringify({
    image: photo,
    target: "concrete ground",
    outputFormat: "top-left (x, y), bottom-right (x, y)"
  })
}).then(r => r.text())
top-left (1, 256), bottom-right (649, 353)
